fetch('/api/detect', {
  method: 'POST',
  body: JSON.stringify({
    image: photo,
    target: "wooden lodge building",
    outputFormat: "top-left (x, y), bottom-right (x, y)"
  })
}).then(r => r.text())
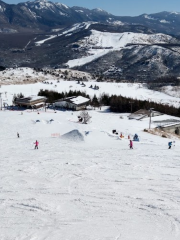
top-left (14, 96), bottom-right (47, 109)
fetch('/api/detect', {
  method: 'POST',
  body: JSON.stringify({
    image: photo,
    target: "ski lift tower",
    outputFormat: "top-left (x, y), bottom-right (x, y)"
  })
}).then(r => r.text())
top-left (129, 101), bottom-right (134, 113)
top-left (149, 108), bottom-right (154, 129)
top-left (0, 93), bottom-right (2, 110)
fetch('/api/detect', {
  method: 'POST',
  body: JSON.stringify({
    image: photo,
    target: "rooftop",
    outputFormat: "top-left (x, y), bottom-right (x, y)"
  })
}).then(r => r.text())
top-left (70, 96), bottom-right (90, 105)
top-left (56, 96), bottom-right (90, 105)
top-left (17, 96), bottom-right (46, 101)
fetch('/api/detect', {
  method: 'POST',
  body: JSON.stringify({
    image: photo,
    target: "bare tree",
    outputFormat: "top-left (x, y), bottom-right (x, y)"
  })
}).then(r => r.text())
top-left (80, 111), bottom-right (91, 124)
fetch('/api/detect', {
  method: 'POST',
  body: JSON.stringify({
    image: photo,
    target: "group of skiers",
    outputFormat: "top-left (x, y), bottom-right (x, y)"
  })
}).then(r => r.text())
top-left (129, 139), bottom-right (175, 150)
top-left (16, 132), bottom-right (174, 151)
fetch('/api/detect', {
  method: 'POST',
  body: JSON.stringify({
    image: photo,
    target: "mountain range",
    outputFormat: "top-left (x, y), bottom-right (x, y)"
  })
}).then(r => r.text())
top-left (0, 0), bottom-right (180, 81)
top-left (0, 0), bottom-right (180, 35)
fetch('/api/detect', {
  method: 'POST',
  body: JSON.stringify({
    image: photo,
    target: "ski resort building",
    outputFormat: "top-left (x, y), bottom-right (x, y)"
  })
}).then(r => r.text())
top-left (128, 109), bottom-right (163, 120)
top-left (158, 122), bottom-right (180, 135)
top-left (54, 96), bottom-right (90, 111)
top-left (14, 96), bottom-right (47, 108)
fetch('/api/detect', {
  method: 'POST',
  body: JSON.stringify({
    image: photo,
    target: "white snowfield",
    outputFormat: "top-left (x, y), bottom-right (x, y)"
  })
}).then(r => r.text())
top-left (67, 30), bottom-right (174, 67)
top-left (1, 80), bottom-right (180, 108)
top-left (0, 67), bottom-right (93, 84)
top-left (0, 107), bottom-right (180, 240)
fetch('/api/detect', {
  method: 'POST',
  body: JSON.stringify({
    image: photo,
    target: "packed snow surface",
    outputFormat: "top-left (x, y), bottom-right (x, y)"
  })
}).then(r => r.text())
top-left (0, 107), bottom-right (180, 239)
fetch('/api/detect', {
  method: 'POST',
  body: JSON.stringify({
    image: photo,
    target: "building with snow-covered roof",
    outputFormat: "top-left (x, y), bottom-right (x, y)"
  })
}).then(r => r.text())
top-left (158, 122), bottom-right (180, 135)
top-left (54, 96), bottom-right (90, 111)
top-left (128, 109), bottom-right (163, 120)
top-left (14, 96), bottom-right (47, 109)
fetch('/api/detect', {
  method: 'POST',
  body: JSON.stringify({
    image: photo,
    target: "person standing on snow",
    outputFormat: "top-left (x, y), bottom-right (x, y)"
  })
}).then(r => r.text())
top-left (168, 141), bottom-right (172, 149)
top-left (34, 140), bottom-right (39, 149)
top-left (17, 132), bottom-right (20, 138)
top-left (129, 140), bottom-right (133, 149)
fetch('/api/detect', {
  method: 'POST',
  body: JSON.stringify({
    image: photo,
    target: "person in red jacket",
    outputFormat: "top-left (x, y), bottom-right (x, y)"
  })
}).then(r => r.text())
top-left (129, 140), bottom-right (133, 149)
top-left (34, 140), bottom-right (39, 149)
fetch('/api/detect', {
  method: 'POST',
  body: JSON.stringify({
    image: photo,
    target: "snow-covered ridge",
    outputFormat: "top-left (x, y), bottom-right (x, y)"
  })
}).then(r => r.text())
top-left (144, 14), bottom-right (156, 20)
top-left (93, 8), bottom-right (105, 12)
top-left (67, 30), bottom-right (174, 68)
top-left (35, 22), bottom-right (94, 46)
top-left (86, 30), bottom-right (173, 47)
top-left (170, 11), bottom-right (180, 15)
top-left (0, 5), bottom-right (5, 12)
top-left (75, 10), bottom-right (84, 13)
top-left (111, 20), bottom-right (124, 25)
top-left (56, 2), bottom-right (69, 9)
top-left (0, 67), bottom-right (93, 85)
top-left (160, 19), bottom-right (170, 24)
top-left (27, 0), bottom-right (69, 11)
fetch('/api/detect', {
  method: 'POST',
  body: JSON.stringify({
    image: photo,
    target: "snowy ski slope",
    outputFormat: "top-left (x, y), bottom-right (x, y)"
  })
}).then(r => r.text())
top-left (0, 108), bottom-right (180, 239)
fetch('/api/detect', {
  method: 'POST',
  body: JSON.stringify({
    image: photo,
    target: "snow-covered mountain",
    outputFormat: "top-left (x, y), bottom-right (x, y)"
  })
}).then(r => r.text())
top-left (66, 30), bottom-right (176, 68)
top-left (0, 21), bottom-right (180, 81)
top-left (0, 0), bottom-right (115, 32)
top-left (0, 0), bottom-right (180, 35)
top-left (65, 27), bottom-right (180, 81)
top-left (1, 1), bottom-right (180, 81)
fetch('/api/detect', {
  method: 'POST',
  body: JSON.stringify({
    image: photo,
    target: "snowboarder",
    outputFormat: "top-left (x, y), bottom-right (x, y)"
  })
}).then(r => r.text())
top-left (168, 141), bottom-right (172, 149)
top-left (129, 140), bottom-right (133, 149)
top-left (34, 140), bottom-right (39, 149)
top-left (17, 132), bottom-right (19, 138)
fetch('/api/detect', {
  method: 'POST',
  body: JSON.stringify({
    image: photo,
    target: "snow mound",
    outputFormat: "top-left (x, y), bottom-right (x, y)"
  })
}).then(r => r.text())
top-left (61, 129), bottom-right (84, 142)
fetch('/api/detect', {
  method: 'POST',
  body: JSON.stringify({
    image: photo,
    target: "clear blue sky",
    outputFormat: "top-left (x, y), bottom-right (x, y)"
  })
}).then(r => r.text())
top-left (2, 0), bottom-right (180, 16)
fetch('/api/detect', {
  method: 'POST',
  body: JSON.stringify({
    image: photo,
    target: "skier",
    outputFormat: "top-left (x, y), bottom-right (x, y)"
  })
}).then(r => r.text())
top-left (129, 140), bottom-right (133, 149)
top-left (34, 140), bottom-right (39, 149)
top-left (17, 132), bottom-right (19, 138)
top-left (168, 141), bottom-right (172, 149)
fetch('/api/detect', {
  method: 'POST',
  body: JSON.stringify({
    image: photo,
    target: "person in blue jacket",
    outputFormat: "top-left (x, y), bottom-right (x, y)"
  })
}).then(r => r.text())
top-left (168, 141), bottom-right (172, 149)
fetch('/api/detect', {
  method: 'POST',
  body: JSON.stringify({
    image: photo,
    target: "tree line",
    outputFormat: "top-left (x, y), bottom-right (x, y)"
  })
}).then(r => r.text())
top-left (147, 76), bottom-right (180, 90)
top-left (38, 89), bottom-right (180, 117)
top-left (38, 89), bottom-right (90, 103)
